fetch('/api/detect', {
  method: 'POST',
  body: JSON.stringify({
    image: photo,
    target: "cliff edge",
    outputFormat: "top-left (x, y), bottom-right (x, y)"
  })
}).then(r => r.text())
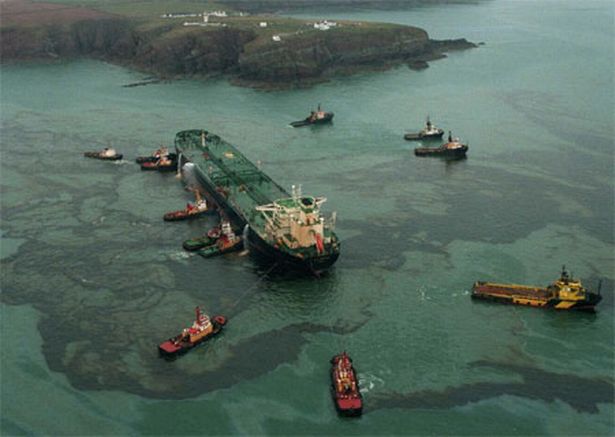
top-left (0, 1), bottom-right (476, 88)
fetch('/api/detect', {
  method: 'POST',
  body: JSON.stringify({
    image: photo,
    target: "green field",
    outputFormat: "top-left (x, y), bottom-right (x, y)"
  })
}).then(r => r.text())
top-left (24, 0), bottom-right (399, 43)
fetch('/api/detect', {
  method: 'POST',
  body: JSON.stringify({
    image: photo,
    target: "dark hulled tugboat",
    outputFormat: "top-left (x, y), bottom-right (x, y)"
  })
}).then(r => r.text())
top-left (330, 352), bottom-right (363, 417)
top-left (140, 153), bottom-right (177, 172)
top-left (472, 266), bottom-right (602, 311)
top-left (404, 116), bottom-right (445, 141)
top-left (158, 306), bottom-right (227, 359)
top-left (183, 226), bottom-right (221, 251)
top-left (414, 131), bottom-right (468, 158)
top-left (197, 220), bottom-right (243, 258)
top-left (84, 147), bottom-right (123, 161)
top-left (290, 104), bottom-right (334, 127)
top-left (136, 146), bottom-right (176, 164)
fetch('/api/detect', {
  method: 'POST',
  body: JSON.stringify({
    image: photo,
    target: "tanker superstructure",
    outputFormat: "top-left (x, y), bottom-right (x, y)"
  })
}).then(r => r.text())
top-left (175, 130), bottom-right (340, 273)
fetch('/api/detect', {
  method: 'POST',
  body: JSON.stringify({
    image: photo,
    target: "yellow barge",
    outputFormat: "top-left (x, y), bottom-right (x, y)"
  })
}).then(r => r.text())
top-left (472, 267), bottom-right (602, 312)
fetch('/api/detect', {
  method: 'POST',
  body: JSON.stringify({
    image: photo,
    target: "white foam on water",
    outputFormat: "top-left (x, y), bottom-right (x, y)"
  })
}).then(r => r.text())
top-left (242, 225), bottom-right (250, 253)
top-left (91, 216), bottom-right (106, 225)
top-left (357, 373), bottom-right (385, 394)
top-left (168, 250), bottom-right (192, 261)
top-left (181, 162), bottom-right (198, 187)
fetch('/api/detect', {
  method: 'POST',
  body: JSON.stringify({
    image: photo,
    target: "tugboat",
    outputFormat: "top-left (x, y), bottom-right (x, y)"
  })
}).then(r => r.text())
top-left (404, 116), bottom-right (445, 141)
top-left (290, 104), bottom-right (334, 127)
top-left (414, 131), bottom-right (468, 158)
top-left (182, 226), bottom-right (221, 251)
top-left (140, 153), bottom-right (177, 172)
top-left (159, 306), bottom-right (227, 358)
top-left (197, 220), bottom-right (243, 258)
top-left (472, 266), bottom-right (602, 312)
top-left (136, 146), bottom-right (175, 164)
top-left (330, 351), bottom-right (363, 417)
top-left (84, 147), bottom-right (123, 161)
top-left (163, 191), bottom-right (212, 221)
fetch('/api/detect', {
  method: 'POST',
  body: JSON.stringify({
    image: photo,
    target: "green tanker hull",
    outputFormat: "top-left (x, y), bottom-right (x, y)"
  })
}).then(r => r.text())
top-left (175, 130), bottom-right (340, 274)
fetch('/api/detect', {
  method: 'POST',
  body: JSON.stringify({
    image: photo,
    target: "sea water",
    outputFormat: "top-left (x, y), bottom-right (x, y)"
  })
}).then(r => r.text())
top-left (1, 0), bottom-right (613, 434)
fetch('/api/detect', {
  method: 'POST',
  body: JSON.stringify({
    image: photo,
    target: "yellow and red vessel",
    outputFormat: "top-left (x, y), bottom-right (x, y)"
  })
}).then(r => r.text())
top-left (330, 352), bottom-right (363, 417)
top-left (472, 267), bottom-right (602, 312)
top-left (159, 307), bottom-right (227, 358)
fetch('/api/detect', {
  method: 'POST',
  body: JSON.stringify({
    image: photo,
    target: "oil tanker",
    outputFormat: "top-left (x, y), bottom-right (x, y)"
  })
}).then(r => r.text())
top-left (175, 130), bottom-right (340, 274)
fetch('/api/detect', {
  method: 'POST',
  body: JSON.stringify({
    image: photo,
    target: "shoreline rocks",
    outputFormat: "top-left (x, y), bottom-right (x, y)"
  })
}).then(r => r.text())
top-left (1, 16), bottom-right (477, 89)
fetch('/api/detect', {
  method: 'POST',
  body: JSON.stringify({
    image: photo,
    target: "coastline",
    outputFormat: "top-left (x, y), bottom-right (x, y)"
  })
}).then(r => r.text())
top-left (0, 1), bottom-right (477, 90)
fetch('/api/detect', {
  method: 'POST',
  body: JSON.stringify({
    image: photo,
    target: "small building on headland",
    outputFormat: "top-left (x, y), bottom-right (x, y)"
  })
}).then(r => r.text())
top-left (183, 10), bottom-right (228, 27)
top-left (314, 20), bottom-right (337, 31)
top-left (161, 12), bottom-right (199, 19)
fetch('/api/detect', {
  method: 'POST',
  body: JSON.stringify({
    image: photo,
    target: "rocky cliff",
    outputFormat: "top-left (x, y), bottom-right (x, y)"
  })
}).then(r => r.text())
top-left (238, 26), bottom-right (430, 83)
top-left (1, 17), bottom-right (475, 88)
top-left (1, 19), bottom-right (135, 60)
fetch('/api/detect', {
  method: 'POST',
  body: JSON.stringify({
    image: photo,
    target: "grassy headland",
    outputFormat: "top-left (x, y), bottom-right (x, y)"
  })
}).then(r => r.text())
top-left (1, 0), bottom-right (476, 88)
top-left (217, 0), bottom-right (489, 14)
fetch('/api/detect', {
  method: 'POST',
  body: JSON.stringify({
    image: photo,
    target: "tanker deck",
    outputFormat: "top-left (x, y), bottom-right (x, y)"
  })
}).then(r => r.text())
top-left (175, 130), bottom-right (340, 274)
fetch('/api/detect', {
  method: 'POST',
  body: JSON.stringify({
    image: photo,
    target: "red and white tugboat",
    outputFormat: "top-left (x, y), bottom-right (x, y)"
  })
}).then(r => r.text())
top-left (158, 307), bottom-right (227, 359)
top-left (163, 191), bottom-right (212, 221)
top-left (330, 351), bottom-right (363, 417)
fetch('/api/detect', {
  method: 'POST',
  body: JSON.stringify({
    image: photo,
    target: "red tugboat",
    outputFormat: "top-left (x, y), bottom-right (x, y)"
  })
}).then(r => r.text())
top-left (158, 307), bottom-right (227, 358)
top-left (163, 191), bottom-right (212, 221)
top-left (330, 352), bottom-right (363, 417)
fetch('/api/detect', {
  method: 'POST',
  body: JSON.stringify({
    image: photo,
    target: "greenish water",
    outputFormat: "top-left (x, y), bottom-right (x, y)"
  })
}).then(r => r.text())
top-left (1, 0), bottom-right (613, 435)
